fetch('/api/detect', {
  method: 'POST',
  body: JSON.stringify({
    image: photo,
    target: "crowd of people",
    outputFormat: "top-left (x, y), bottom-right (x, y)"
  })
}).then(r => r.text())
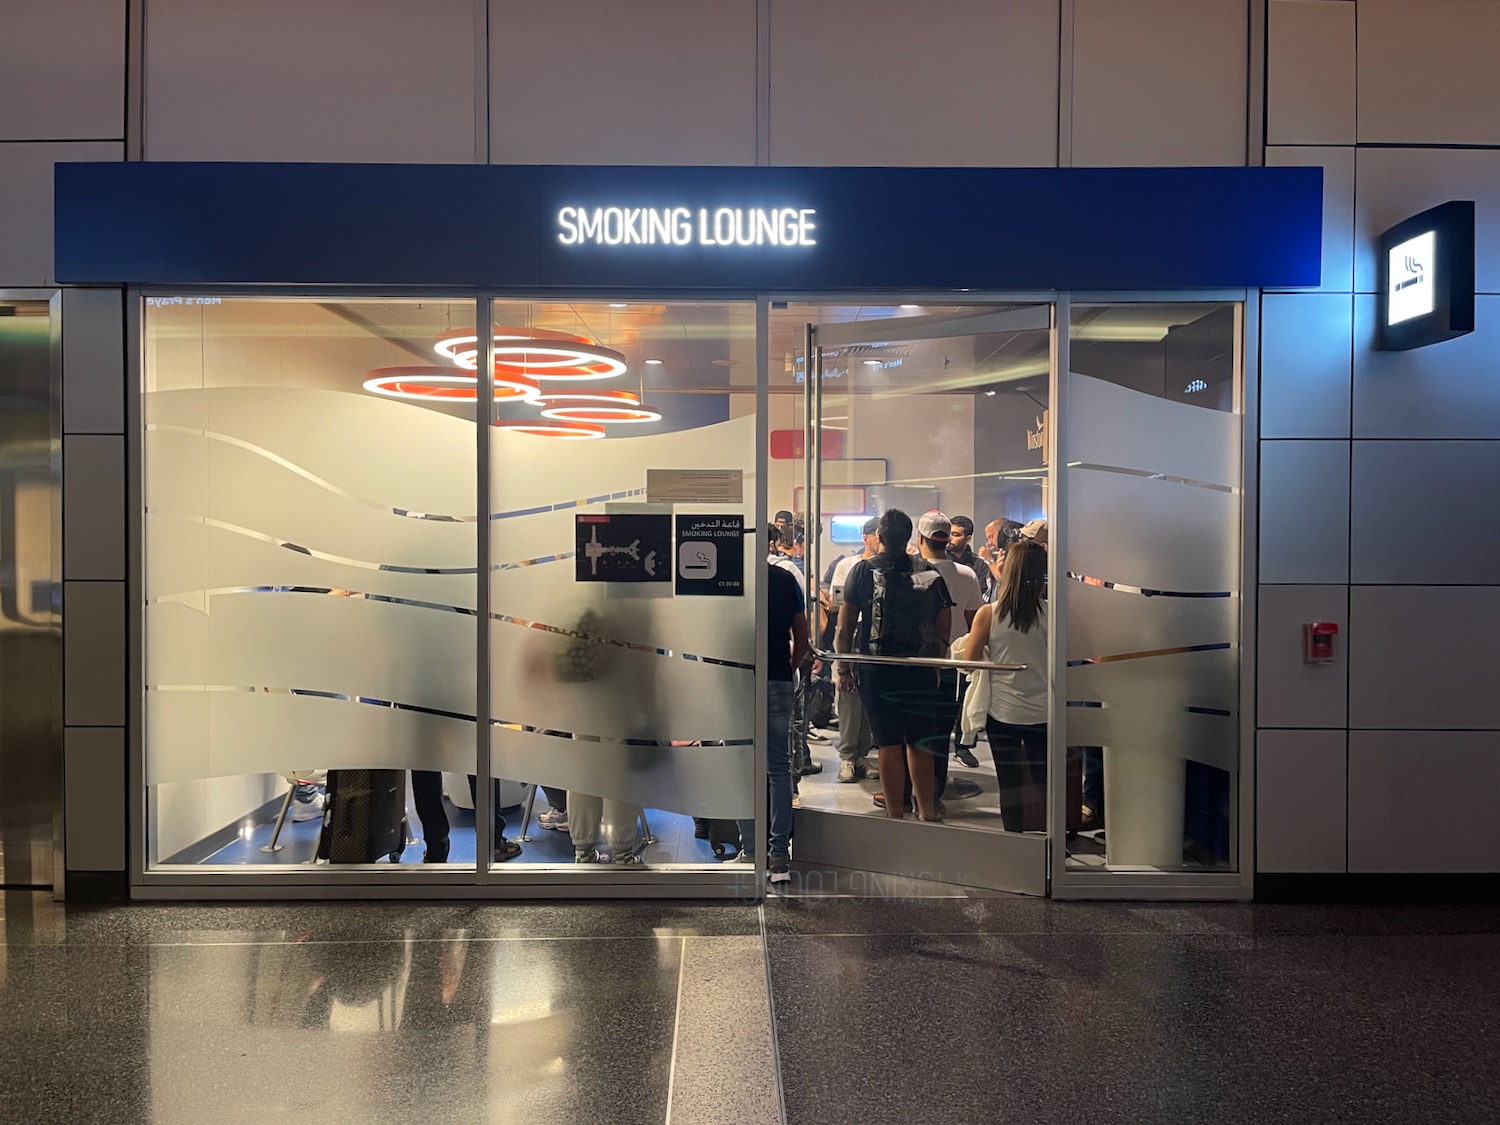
top-left (755, 505), bottom-right (1054, 878)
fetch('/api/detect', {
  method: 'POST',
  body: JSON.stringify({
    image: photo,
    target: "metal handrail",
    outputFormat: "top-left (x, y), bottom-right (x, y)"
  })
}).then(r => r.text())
top-left (811, 645), bottom-right (1025, 673)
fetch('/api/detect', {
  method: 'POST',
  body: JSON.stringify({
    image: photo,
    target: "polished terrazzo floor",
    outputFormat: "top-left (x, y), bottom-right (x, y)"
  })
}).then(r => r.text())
top-left (3, 880), bottom-right (1499, 1124)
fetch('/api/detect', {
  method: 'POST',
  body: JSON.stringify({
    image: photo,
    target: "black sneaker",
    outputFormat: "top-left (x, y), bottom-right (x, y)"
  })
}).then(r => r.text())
top-left (768, 856), bottom-right (791, 884)
top-left (954, 743), bottom-right (980, 768)
top-left (423, 837), bottom-right (451, 864)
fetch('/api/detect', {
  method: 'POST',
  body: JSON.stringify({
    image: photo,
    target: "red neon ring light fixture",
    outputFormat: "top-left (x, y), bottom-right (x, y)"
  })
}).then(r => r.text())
top-left (492, 418), bottom-right (607, 440)
top-left (434, 327), bottom-right (628, 381)
top-left (535, 389), bottom-right (663, 423)
top-left (363, 366), bottom-right (538, 401)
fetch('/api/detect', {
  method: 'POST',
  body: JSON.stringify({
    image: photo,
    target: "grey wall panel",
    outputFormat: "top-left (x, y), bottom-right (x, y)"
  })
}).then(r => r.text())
top-left (1266, 0), bottom-right (1355, 145)
top-left (1348, 731), bottom-right (1500, 872)
top-left (62, 435), bottom-right (125, 581)
top-left (1357, 0), bottom-right (1500, 146)
top-left (63, 580), bottom-right (125, 727)
top-left (1266, 147), bottom-right (1354, 293)
top-left (1256, 729), bottom-right (1346, 872)
top-left (0, 0), bottom-right (125, 141)
top-left (769, 0), bottom-right (1058, 167)
top-left (1072, 0), bottom-right (1247, 167)
top-left (0, 142), bottom-right (124, 287)
top-left (61, 288), bottom-right (124, 434)
top-left (1257, 584), bottom-right (1348, 729)
top-left (1350, 442), bottom-right (1500, 585)
top-left (63, 726), bottom-right (125, 871)
top-left (493, 0), bottom-right (756, 165)
top-left (1259, 441), bottom-right (1349, 584)
top-left (1349, 586), bottom-right (1500, 730)
top-left (1354, 148), bottom-right (1500, 294)
top-left (1261, 293), bottom-right (1352, 439)
top-left (1353, 295), bottom-right (1500, 439)
top-left (144, 0), bottom-right (477, 162)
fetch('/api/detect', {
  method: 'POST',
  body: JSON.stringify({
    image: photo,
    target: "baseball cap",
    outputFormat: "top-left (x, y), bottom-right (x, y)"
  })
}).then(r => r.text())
top-left (1018, 518), bottom-right (1048, 544)
top-left (861, 516), bottom-right (879, 535)
top-left (917, 510), bottom-right (952, 542)
top-left (773, 510), bottom-right (793, 524)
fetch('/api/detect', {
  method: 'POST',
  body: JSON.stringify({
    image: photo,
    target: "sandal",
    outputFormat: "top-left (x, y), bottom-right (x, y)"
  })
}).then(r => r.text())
top-left (492, 839), bottom-right (523, 863)
top-left (872, 793), bottom-right (913, 813)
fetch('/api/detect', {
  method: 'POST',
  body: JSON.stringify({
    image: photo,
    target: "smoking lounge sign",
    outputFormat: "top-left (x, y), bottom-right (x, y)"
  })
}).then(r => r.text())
top-left (557, 205), bottom-right (817, 249)
top-left (1377, 200), bottom-right (1475, 351)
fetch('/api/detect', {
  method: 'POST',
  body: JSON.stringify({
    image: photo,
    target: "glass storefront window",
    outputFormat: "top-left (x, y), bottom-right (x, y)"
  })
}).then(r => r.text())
top-left (144, 298), bottom-right (479, 871)
top-left (486, 301), bottom-right (758, 869)
top-left (1064, 302), bottom-right (1242, 873)
top-left (137, 291), bottom-right (1244, 895)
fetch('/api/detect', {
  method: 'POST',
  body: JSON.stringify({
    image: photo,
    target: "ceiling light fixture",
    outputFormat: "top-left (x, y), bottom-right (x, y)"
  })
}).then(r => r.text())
top-left (492, 418), bottom-right (607, 440)
top-left (535, 389), bottom-right (663, 424)
top-left (363, 366), bottom-right (538, 401)
top-left (434, 328), bottom-right (628, 381)
top-left (644, 358), bottom-right (663, 365)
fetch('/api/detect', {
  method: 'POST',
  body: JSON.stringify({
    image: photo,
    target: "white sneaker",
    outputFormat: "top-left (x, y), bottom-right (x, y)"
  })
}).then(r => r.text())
top-left (837, 760), bottom-right (858, 783)
top-left (290, 791), bottom-right (325, 822)
top-left (538, 807), bottom-right (569, 832)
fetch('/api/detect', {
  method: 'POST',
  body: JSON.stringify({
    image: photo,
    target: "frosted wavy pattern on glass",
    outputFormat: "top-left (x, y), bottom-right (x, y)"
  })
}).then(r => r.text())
top-left (1068, 470), bottom-right (1237, 594)
top-left (145, 385), bottom-right (475, 784)
top-left (489, 418), bottom-right (757, 751)
top-left (492, 727), bottom-right (753, 821)
top-left (1065, 580), bottom-right (1235, 663)
top-left (148, 692), bottom-right (474, 785)
top-left (1065, 364), bottom-right (1241, 867)
top-left (1069, 372), bottom-right (1239, 486)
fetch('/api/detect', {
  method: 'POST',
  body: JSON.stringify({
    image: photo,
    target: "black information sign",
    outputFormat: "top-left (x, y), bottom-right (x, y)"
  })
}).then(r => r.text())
top-left (675, 514), bottom-right (745, 597)
top-left (575, 514), bottom-right (671, 583)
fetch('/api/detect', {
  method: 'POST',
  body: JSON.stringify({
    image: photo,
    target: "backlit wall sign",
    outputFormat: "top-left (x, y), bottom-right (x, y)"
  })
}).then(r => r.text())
top-left (1377, 200), bottom-right (1475, 351)
top-left (557, 206), bottom-right (816, 247)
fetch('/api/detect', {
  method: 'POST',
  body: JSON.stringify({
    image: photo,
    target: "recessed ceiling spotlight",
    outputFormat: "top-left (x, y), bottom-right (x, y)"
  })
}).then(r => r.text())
top-left (609, 303), bottom-right (628, 309)
top-left (984, 390), bottom-right (997, 396)
top-left (862, 359), bottom-right (881, 366)
top-left (644, 358), bottom-right (664, 365)
top-left (900, 304), bottom-right (920, 309)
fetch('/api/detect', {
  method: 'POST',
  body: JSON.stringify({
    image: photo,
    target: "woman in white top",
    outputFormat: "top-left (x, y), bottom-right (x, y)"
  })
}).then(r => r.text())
top-left (962, 540), bottom-right (1047, 833)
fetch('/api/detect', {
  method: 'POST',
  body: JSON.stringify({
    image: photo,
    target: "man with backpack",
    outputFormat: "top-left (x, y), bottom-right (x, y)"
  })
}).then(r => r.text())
top-left (833, 509), bottom-right (953, 821)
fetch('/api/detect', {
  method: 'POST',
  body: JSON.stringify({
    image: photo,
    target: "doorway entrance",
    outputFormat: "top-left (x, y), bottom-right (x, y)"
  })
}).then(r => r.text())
top-left (785, 300), bottom-right (1247, 898)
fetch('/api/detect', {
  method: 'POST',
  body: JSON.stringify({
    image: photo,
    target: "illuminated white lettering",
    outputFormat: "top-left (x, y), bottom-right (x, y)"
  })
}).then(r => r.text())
top-left (556, 205), bottom-right (819, 249)
top-left (576, 208), bottom-right (604, 242)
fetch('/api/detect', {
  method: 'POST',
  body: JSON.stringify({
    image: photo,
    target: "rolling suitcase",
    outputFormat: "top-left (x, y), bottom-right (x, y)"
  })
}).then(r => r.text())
top-left (316, 769), bottom-right (408, 863)
top-left (703, 818), bottom-right (744, 859)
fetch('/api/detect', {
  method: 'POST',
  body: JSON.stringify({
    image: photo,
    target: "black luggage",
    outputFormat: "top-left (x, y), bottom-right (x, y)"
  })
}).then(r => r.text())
top-left (703, 818), bottom-right (744, 860)
top-left (316, 769), bottom-right (408, 863)
top-left (806, 675), bottom-right (835, 730)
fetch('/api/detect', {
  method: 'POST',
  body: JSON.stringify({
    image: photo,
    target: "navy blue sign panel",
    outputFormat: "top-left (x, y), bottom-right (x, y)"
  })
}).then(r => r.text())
top-left (54, 162), bottom-right (1323, 291)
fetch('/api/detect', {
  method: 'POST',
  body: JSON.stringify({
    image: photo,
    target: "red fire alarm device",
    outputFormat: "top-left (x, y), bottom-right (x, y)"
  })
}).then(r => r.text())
top-left (1304, 622), bottom-right (1338, 664)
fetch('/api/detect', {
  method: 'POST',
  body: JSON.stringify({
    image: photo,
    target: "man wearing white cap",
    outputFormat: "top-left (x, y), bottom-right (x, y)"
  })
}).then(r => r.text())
top-left (905, 511), bottom-right (983, 806)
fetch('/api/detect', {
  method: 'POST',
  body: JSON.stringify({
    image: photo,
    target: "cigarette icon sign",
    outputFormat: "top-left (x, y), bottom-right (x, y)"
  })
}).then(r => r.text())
top-left (678, 540), bottom-right (718, 580)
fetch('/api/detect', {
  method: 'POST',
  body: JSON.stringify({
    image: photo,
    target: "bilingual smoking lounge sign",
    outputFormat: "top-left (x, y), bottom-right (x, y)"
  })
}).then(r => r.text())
top-left (675, 515), bottom-right (745, 597)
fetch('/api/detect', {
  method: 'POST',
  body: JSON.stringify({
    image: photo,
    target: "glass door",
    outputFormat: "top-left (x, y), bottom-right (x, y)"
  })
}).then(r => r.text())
top-left (1054, 300), bottom-right (1245, 896)
top-left (796, 305), bottom-right (1054, 896)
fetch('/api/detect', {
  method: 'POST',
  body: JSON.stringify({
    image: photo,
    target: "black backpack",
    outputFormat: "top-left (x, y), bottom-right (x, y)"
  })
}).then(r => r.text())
top-left (868, 559), bottom-right (944, 658)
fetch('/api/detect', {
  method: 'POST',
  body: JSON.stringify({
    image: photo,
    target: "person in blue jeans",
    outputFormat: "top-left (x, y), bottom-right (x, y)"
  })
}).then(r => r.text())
top-left (739, 559), bottom-right (810, 884)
